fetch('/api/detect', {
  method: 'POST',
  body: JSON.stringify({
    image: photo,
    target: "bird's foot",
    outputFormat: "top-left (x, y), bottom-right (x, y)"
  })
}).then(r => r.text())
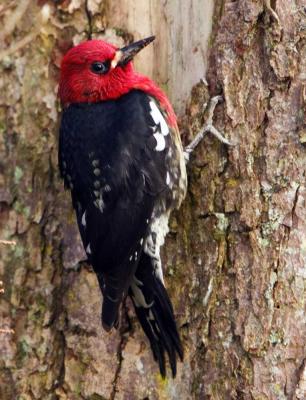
top-left (264, 0), bottom-right (281, 25)
top-left (184, 95), bottom-right (237, 163)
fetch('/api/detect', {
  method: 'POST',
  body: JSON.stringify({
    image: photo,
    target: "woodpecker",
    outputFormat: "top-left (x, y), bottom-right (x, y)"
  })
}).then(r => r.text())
top-left (58, 36), bottom-right (187, 377)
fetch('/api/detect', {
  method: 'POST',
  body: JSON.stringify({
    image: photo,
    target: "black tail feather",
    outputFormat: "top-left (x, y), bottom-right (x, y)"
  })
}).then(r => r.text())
top-left (134, 305), bottom-right (167, 377)
top-left (154, 278), bottom-right (183, 360)
top-left (129, 255), bottom-right (183, 378)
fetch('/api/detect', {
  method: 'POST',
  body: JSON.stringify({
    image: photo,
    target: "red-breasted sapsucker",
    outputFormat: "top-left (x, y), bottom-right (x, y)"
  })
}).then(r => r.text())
top-left (58, 36), bottom-right (187, 377)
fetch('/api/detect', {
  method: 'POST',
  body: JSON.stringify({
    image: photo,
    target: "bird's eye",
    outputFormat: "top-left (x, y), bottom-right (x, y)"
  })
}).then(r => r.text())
top-left (91, 61), bottom-right (109, 74)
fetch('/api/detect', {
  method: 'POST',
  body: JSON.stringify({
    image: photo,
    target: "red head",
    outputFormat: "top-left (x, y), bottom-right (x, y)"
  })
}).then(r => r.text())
top-left (59, 37), bottom-right (176, 126)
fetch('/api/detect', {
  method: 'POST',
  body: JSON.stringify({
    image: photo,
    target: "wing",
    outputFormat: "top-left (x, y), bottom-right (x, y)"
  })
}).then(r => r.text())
top-left (58, 90), bottom-right (173, 330)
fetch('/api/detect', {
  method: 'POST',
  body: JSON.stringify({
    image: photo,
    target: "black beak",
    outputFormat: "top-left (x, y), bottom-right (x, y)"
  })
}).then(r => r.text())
top-left (111, 36), bottom-right (155, 68)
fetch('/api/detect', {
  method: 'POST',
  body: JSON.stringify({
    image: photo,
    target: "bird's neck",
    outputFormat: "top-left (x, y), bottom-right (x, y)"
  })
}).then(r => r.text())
top-left (98, 73), bottom-right (177, 128)
top-left (61, 73), bottom-right (177, 128)
top-left (131, 74), bottom-right (177, 128)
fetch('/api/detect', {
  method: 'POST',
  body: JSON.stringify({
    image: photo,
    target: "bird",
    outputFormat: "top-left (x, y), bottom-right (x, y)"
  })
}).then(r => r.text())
top-left (58, 36), bottom-right (187, 378)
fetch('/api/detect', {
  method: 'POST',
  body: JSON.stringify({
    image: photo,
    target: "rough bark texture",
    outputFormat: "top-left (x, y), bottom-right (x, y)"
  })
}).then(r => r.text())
top-left (0, 1), bottom-right (305, 399)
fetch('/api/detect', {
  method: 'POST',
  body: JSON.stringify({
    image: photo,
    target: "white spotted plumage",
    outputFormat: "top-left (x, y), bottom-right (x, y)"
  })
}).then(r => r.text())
top-left (166, 171), bottom-right (170, 186)
top-left (81, 211), bottom-right (86, 227)
top-left (94, 197), bottom-right (105, 212)
top-left (86, 243), bottom-right (91, 254)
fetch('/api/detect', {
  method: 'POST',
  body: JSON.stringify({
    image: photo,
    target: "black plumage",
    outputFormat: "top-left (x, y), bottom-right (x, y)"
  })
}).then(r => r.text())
top-left (59, 89), bottom-right (185, 377)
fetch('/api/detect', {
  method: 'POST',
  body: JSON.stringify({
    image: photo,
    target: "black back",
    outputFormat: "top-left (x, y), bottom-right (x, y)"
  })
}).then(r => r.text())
top-left (59, 90), bottom-right (169, 328)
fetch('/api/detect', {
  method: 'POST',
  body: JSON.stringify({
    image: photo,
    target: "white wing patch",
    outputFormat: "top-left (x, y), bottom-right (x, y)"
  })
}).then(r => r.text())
top-left (149, 100), bottom-right (170, 152)
top-left (149, 100), bottom-right (169, 136)
top-left (153, 133), bottom-right (166, 151)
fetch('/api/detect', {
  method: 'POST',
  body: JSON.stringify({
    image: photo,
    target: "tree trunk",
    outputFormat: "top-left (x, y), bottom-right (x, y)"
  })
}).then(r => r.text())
top-left (0, 1), bottom-right (305, 399)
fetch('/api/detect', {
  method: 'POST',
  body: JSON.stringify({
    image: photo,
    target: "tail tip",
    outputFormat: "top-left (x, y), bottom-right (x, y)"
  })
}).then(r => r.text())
top-left (102, 320), bottom-right (113, 332)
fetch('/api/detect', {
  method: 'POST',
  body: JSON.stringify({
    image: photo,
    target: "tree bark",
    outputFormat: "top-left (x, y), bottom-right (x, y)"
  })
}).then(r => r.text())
top-left (0, 1), bottom-right (305, 399)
